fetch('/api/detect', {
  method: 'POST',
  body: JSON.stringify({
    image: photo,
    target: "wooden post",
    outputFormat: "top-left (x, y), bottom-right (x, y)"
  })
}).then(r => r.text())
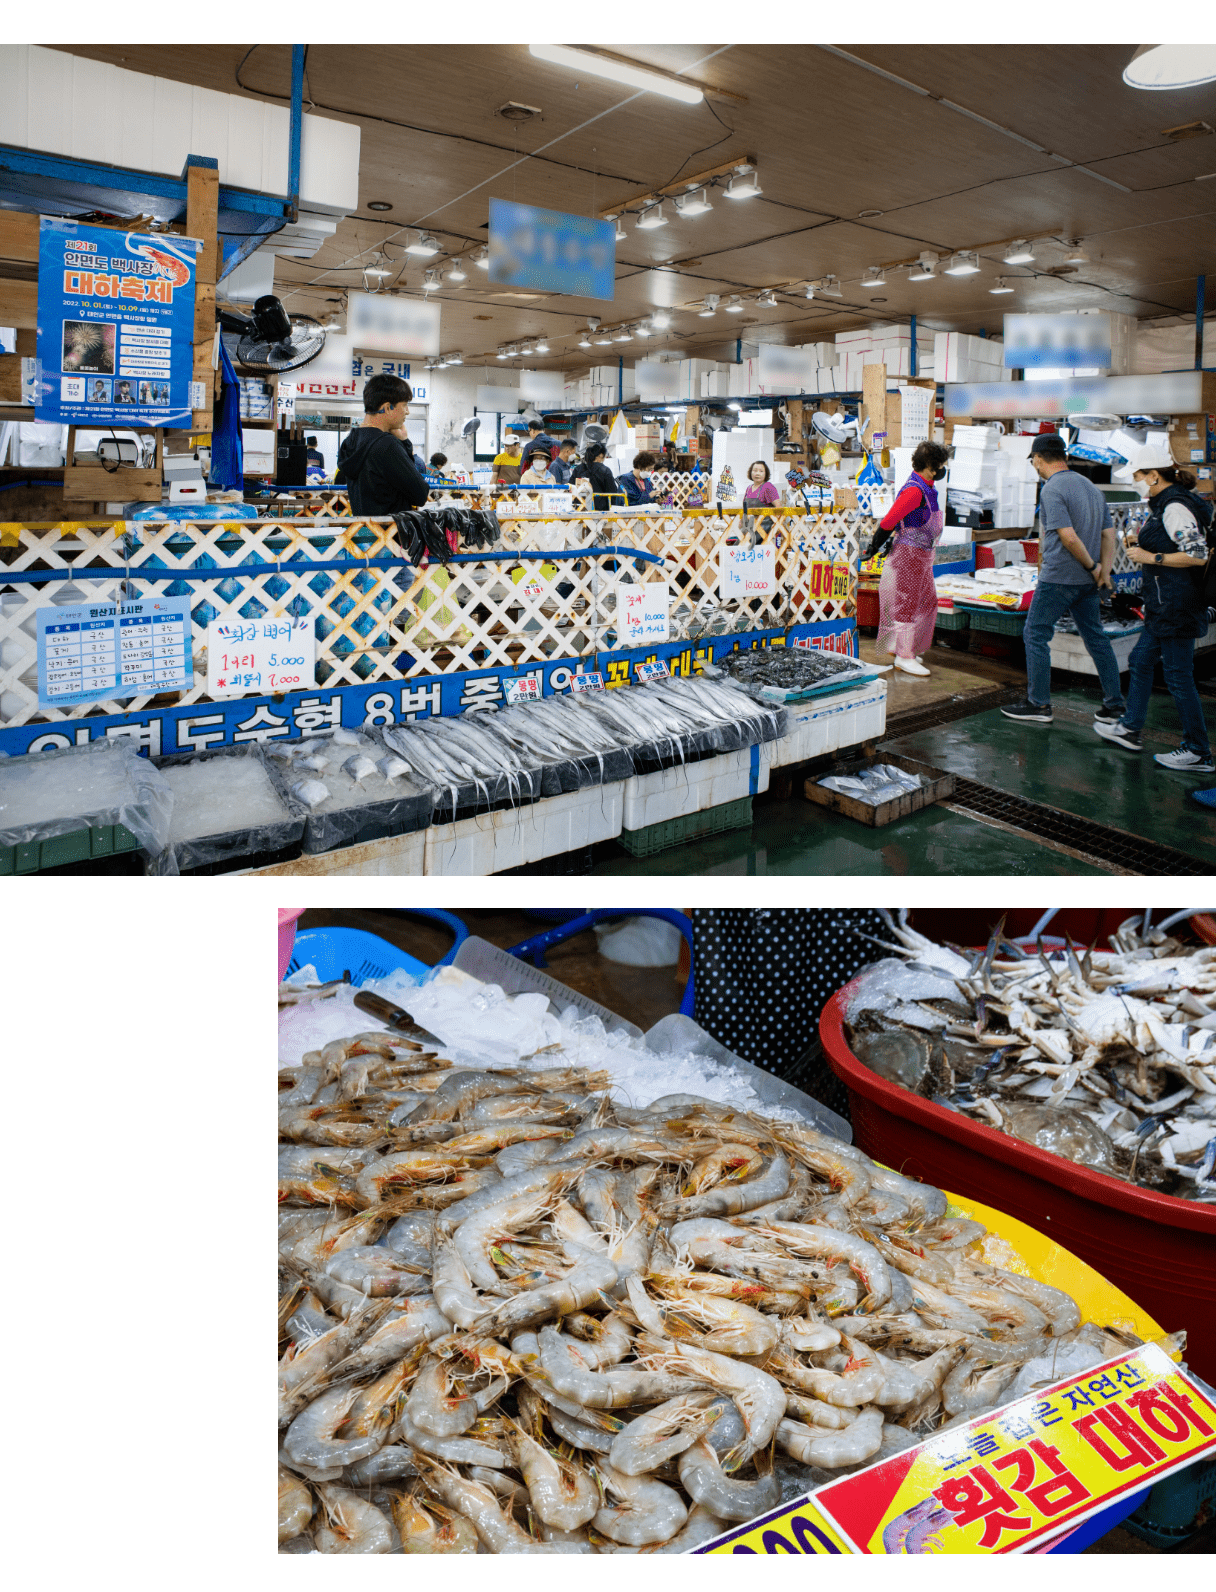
top-left (862, 363), bottom-right (887, 449)
top-left (187, 162), bottom-right (219, 434)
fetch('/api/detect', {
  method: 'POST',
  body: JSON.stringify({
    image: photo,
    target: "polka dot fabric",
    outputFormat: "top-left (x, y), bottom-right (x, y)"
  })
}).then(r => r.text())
top-left (690, 909), bottom-right (889, 1077)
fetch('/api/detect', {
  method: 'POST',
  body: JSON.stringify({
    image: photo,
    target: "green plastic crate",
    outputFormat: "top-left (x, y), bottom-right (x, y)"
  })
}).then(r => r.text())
top-left (618, 796), bottom-right (753, 858)
top-left (965, 606), bottom-right (1029, 636)
top-left (0, 822), bottom-right (139, 876)
top-left (934, 609), bottom-right (971, 632)
top-left (1122, 1457), bottom-right (1215, 1549)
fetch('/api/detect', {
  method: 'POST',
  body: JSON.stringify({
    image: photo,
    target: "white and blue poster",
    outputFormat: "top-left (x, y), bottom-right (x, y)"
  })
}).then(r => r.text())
top-left (488, 199), bottom-right (616, 301)
top-left (37, 596), bottom-right (193, 709)
top-left (35, 217), bottom-right (201, 428)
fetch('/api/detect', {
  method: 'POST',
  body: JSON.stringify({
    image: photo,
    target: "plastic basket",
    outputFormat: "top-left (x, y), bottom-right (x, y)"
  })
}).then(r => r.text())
top-left (965, 606), bottom-right (1029, 635)
top-left (933, 609), bottom-right (971, 632)
top-left (1, 821), bottom-right (139, 876)
top-left (618, 796), bottom-right (752, 858)
top-left (1122, 1457), bottom-right (1216, 1549)
top-left (286, 926), bottom-right (430, 987)
top-left (820, 983), bottom-right (1216, 1383)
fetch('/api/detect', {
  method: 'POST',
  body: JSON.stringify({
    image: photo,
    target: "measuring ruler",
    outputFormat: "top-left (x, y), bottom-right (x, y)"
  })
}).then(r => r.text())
top-left (452, 935), bottom-right (643, 1038)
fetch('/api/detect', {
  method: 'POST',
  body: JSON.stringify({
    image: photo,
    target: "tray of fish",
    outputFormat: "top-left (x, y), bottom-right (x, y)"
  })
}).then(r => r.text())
top-left (150, 743), bottom-right (304, 873)
top-left (277, 943), bottom-right (1182, 1554)
top-left (378, 718), bottom-right (549, 824)
top-left (711, 647), bottom-right (884, 705)
top-left (265, 730), bottom-right (434, 853)
top-left (805, 754), bottom-right (954, 828)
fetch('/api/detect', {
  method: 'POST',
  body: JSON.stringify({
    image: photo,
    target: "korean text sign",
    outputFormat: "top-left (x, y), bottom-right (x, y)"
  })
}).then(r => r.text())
top-left (488, 199), bottom-right (616, 301)
top-left (812, 1344), bottom-right (1216, 1554)
top-left (36, 218), bottom-right (201, 428)
top-left (720, 544), bottom-right (777, 597)
top-left (37, 596), bottom-right (192, 708)
top-left (206, 618), bottom-right (315, 698)
top-left (617, 581), bottom-right (670, 645)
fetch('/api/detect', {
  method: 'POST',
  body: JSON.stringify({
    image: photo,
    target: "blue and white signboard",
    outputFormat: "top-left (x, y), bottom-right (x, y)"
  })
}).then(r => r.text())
top-left (1003, 313), bottom-right (1112, 370)
top-left (36, 218), bottom-right (201, 427)
top-left (488, 199), bottom-right (616, 301)
top-left (37, 596), bottom-right (193, 708)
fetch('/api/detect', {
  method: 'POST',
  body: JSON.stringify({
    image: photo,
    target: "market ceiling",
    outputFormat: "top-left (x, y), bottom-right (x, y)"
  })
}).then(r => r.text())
top-left (59, 43), bottom-right (1216, 374)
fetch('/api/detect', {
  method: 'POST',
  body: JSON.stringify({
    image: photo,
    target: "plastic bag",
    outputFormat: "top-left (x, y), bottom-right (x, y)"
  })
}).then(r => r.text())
top-left (0, 737), bottom-right (173, 855)
top-left (594, 916), bottom-right (684, 967)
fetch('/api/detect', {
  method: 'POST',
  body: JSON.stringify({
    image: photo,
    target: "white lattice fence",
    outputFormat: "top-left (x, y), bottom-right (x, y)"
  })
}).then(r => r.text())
top-left (1, 509), bottom-right (871, 726)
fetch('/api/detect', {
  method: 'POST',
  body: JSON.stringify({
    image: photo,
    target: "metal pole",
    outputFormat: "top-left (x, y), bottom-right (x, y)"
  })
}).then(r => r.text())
top-left (618, 356), bottom-right (623, 407)
top-left (289, 45), bottom-right (305, 223)
top-left (1197, 274), bottom-right (1206, 370)
top-left (910, 313), bottom-right (917, 378)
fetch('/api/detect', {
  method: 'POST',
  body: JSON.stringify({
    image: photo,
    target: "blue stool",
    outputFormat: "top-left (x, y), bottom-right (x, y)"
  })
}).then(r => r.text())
top-left (506, 910), bottom-right (696, 1017)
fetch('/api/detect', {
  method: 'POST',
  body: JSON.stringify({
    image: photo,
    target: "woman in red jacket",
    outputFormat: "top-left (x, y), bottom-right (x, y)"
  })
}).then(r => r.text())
top-left (864, 440), bottom-right (950, 677)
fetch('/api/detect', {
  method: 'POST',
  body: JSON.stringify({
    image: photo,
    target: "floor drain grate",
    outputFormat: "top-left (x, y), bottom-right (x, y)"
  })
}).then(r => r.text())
top-left (948, 779), bottom-right (1208, 876)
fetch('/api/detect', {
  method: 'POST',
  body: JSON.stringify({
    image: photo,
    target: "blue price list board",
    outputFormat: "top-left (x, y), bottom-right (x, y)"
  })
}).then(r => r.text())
top-left (37, 597), bottom-right (193, 708)
top-left (488, 198), bottom-right (616, 301)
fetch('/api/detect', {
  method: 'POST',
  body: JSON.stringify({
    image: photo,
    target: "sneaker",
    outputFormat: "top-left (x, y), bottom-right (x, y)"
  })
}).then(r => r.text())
top-left (1155, 746), bottom-right (1216, 774)
top-left (1094, 719), bottom-right (1143, 752)
top-left (1094, 703), bottom-right (1123, 724)
top-left (1001, 699), bottom-right (1053, 724)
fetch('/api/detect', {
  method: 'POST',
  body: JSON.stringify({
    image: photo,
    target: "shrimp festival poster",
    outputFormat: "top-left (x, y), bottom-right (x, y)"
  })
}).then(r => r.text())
top-left (35, 216), bottom-right (200, 429)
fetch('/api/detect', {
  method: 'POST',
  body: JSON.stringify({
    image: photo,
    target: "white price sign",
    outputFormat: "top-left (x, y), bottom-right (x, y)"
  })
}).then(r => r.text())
top-left (505, 675), bottom-right (541, 704)
top-left (720, 544), bottom-right (777, 596)
top-left (617, 581), bottom-right (670, 645)
top-left (571, 671), bottom-right (604, 693)
top-left (520, 576), bottom-right (547, 600)
top-left (207, 617), bottom-right (314, 697)
top-left (635, 659), bottom-right (670, 681)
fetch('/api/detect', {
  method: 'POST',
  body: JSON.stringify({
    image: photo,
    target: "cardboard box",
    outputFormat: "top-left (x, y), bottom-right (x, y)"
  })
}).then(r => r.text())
top-left (1170, 413), bottom-right (1214, 466)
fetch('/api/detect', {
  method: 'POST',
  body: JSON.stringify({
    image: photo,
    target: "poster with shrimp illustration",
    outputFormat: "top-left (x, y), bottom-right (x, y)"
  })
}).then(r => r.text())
top-left (35, 217), bottom-right (201, 428)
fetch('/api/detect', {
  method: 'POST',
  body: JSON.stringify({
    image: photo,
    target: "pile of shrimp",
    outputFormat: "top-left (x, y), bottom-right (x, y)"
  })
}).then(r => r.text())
top-left (278, 1023), bottom-right (1177, 1553)
top-left (847, 911), bottom-right (1216, 1200)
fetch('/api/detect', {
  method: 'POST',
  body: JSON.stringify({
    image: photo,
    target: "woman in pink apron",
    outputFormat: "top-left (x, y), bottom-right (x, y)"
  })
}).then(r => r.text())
top-left (865, 440), bottom-right (950, 677)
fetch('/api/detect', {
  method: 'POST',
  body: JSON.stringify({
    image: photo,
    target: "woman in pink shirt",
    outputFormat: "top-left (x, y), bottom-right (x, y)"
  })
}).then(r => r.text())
top-left (743, 460), bottom-right (780, 507)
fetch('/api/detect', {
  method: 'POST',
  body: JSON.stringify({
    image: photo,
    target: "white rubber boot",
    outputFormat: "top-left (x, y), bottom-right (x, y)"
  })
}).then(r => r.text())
top-left (894, 656), bottom-right (930, 677)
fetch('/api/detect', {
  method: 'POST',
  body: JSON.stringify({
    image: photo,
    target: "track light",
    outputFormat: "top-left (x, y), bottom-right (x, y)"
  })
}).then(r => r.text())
top-left (861, 267), bottom-right (886, 290)
top-left (614, 328), bottom-right (632, 341)
top-left (636, 202), bottom-right (668, 231)
top-left (496, 346), bottom-right (508, 359)
top-left (634, 321), bottom-right (652, 336)
top-left (577, 332), bottom-right (593, 348)
top-left (519, 342), bottom-right (535, 357)
top-left (422, 268), bottom-right (442, 291)
top-left (364, 251), bottom-right (393, 278)
top-left (406, 231), bottom-right (440, 256)
top-left (907, 253), bottom-right (938, 281)
top-left (1063, 239), bottom-right (1089, 265)
top-left (444, 260), bottom-right (468, 282)
top-left (445, 352), bottom-right (463, 364)
top-left (724, 295), bottom-right (744, 313)
top-left (1003, 240), bottom-right (1035, 265)
top-left (675, 188), bottom-right (713, 217)
top-left (803, 283), bottom-right (816, 299)
top-left (534, 336), bottom-right (549, 353)
top-left (723, 168), bottom-right (762, 200)
top-left (756, 289), bottom-right (778, 307)
top-left (650, 309), bottom-right (671, 329)
top-left (989, 277), bottom-right (1015, 294)
top-left (698, 295), bottom-right (719, 317)
top-left (816, 275), bottom-right (843, 298)
top-left (604, 214), bottom-right (627, 242)
top-left (506, 344), bottom-right (519, 358)
top-left (944, 251), bottom-right (980, 276)
top-left (473, 246), bottom-right (490, 270)
top-left (1123, 44), bottom-right (1216, 90)
top-left (529, 43), bottom-right (704, 104)
top-left (593, 331), bottom-right (614, 345)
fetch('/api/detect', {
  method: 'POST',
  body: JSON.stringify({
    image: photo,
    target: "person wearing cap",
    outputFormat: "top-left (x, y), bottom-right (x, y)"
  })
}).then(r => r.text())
top-left (492, 433), bottom-right (524, 485)
top-left (1001, 432), bottom-right (1125, 726)
top-left (1094, 445), bottom-right (1213, 773)
top-left (519, 449), bottom-right (555, 486)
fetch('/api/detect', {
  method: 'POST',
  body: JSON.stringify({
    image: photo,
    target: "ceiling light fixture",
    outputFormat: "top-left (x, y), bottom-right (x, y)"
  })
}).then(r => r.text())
top-left (519, 342), bottom-right (535, 357)
top-left (636, 202), bottom-right (668, 231)
top-left (724, 295), bottom-right (744, 313)
top-left (944, 251), bottom-right (980, 276)
top-left (364, 251), bottom-right (393, 278)
top-left (817, 275), bottom-right (843, 298)
top-left (1003, 240), bottom-right (1035, 265)
top-left (604, 214), bottom-right (627, 242)
top-left (366, 200), bottom-right (393, 212)
top-left (422, 269), bottom-right (442, 292)
top-left (756, 289), bottom-right (778, 307)
top-left (675, 187), bottom-right (713, 217)
top-left (698, 294), bottom-right (719, 317)
top-left (577, 331), bottom-right (593, 348)
top-left (529, 43), bottom-right (703, 104)
top-left (446, 352), bottom-right (463, 365)
top-left (496, 346), bottom-right (509, 359)
top-left (723, 167), bottom-right (763, 200)
top-left (1063, 239), bottom-right (1089, 265)
top-left (860, 266), bottom-right (886, 290)
top-left (633, 321), bottom-right (652, 336)
top-left (593, 331), bottom-right (614, 344)
top-left (907, 253), bottom-right (938, 281)
top-left (534, 336), bottom-right (550, 353)
top-left (650, 309), bottom-right (671, 329)
top-left (473, 245), bottom-right (490, 270)
top-left (614, 328), bottom-right (632, 341)
top-left (803, 283), bottom-right (815, 299)
top-left (406, 231), bottom-right (441, 257)
top-left (989, 277), bottom-right (1015, 294)
top-left (444, 260), bottom-right (468, 282)
top-left (506, 344), bottom-right (519, 358)
top-left (1123, 44), bottom-right (1216, 91)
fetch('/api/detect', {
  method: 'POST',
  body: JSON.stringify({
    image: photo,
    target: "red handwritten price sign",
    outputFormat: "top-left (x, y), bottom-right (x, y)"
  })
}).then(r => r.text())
top-left (570, 671), bottom-right (604, 693)
top-left (812, 1343), bottom-right (1215, 1554)
top-left (206, 616), bottom-right (314, 698)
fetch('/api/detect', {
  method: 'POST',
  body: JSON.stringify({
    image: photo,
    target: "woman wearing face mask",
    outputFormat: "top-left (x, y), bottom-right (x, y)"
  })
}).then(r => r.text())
top-left (1094, 445), bottom-right (1213, 773)
top-left (618, 450), bottom-right (657, 507)
top-left (519, 448), bottom-right (554, 486)
top-left (862, 440), bottom-right (950, 677)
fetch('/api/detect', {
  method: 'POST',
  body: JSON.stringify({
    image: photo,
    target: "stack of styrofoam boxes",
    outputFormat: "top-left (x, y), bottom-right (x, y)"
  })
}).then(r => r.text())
top-left (993, 434), bottom-right (1039, 530)
top-left (934, 332), bottom-right (1010, 384)
top-left (587, 364), bottom-right (636, 407)
top-left (702, 364), bottom-right (733, 399)
top-left (729, 358), bottom-right (761, 398)
top-left (424, 783), bottom-right (627, 874)
top-left (834, 324), bottom-right (934, 390)
top-left (946, 423), bottom-right (1002, 501)
top-left (676, 359), bottom-right (719, 402)
top-left (759, 678), bottom-right (889, 780)
top-left (621, 747), bottom-right (765, 834)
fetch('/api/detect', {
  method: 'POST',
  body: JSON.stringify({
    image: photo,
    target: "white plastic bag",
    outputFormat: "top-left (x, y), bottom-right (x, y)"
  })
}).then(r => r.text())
top-left (594, 915), bottom-right (683, 967)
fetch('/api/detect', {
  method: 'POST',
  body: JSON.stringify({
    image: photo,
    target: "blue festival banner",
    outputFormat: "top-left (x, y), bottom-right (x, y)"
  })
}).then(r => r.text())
top-left (0, 620), bottom-right (857, 759)
top-left (35, 218), bottom-right (201, 428)
top-left (488, 199), bottom-right (616, 301)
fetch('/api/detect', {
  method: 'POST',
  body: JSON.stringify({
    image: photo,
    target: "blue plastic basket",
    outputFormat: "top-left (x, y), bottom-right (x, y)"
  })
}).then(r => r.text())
top-left (286, 911), bottom-right (468, 989)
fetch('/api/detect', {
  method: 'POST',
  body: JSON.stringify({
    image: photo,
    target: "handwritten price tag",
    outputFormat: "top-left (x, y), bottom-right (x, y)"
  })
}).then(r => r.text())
top-left (617, 581), bottom-right (669, 645)
top-left (520, 576), bottom-right (546, 600)
top-left (635, 659), bottom-right (670, 681)
top-left (207, 616), bottom-right (314, 698)
top-left (571, 671), bottom-right (604, 693)
top-left (720, 544), bottom-right (777, 596)
top-left (505, 675), bottom-right (541, 704)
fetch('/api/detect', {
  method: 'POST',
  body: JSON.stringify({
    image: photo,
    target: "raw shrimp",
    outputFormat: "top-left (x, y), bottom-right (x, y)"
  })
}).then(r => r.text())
top-left (456, 1186), bottom-right (564, 1288)
top-left (593, 1463), bottom-right (689, 1547)
top-left (284, 1381), bottom-right (395, 1471)
top-left (278, 1309), bottom-right (384, 1426)
top-left (390, 1491), bottom-right (478, 1553)
top-left (355, 1148), bottom-right (479, 1204)
top-left (563, 1310), bottom-right (633, 1369)
top-left (775, 1128), bottom-right (873, 1207)
top-left (757, 1221), bottom-right (893, 1310)
top-left (279, 1466), bottom-right (313, 1543)
top-left (676, 1441), bottom-right (781, 1522)
top-left (323, 1245), bottom-right (428, 1298)
top-left (776, 1406), bottom-right (885, 1468)
top-left (657, 1153), bottom-right (791, 1219)
top-left (778, 1317), bottom-right (841, 1353)
top-left (684, 1143), bottom-right (765, 1194)
top-left (649, 1504), bottom-right (729, 1552)
top-left (538, 1325), bottom-right (700, 1409)
top-left (384, 1210), bottom-right (437, 1266)
top-left (767, 1337), bottom-right (885, 1408)
top-left (608, 1391), bottom-right (722, 1476)
top-left (400, 1070), bottom-right (532, 1127)
top-left (336, 1298), bottom-right (450, 1375)
top-left (406, 1356), bottom-right (478, 1438)
top-left (432, 1238), bottom-right (485, 1329)
top-left (508, 1425), bottom-right (600, 1528)
top-left (942, 1276), bottom-right (1049, 1335)
top-left (784, 1392), bottom-right (856, 1429)
top-left (313, 1484), bottom-right (394, 1553)
top-left (642, 1342), bottom-right (785, 1461)
top-left (870, 1341), bottom-right (968, 1412)
top-left (476, 1253), bottom-right (619, 1335)
top-left (980, 1266), bottom-right (1082, 1336)
top-left (345, 1445), bottom-right (418, 1485)
top-left (393, 1411), bottom-right (508, 1467)
top-left (941, 1350), bottom-right (1027, 1417)
top-left (864, 1163), bottom-right (947, 1222)
top-left (648, 1278), bottom-right (779, 1357)
top-left (419, 1461), bottom-right (588, 1553)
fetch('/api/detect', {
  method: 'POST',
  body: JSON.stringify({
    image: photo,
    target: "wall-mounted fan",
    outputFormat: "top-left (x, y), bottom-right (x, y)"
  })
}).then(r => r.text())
top-left (219, 294), bottom-right (326, 374)
top-left (812, 410), bottom-right (862, 445)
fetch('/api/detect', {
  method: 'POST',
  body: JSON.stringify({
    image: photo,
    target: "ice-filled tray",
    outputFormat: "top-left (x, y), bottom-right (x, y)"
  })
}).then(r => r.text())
top-left (0, 737), bottom-right (172, 855)
top-left (265, 730), bottom-right (434, 853)
top-left (152, 745), bottom-right (303, 873)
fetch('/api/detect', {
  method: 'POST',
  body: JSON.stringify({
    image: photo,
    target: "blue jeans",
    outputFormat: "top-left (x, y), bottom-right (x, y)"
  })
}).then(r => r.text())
top-left (1123, 630), bottom-right (1211, 756)
top-left (1023, 581), bottom-right (1125, 711)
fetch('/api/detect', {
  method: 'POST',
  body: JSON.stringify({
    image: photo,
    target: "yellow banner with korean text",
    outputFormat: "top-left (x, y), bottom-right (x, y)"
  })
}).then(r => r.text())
top-left (811, 1342), bottom-right (1215, 1554)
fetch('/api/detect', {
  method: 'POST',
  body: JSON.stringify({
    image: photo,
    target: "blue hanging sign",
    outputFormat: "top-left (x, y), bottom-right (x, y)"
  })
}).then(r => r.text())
top-left (35, 217), bottom-right (201, 428)
top-left (488, 199), bottom-right (616, 301)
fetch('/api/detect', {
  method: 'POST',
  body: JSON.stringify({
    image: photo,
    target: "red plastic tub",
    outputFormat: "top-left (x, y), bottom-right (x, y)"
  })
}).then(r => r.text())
top-left (820, 982), bottom-right (1216, 1384)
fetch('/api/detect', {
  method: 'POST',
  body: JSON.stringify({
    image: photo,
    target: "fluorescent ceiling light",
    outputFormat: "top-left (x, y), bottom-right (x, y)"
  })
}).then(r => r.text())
top-left (724, 295), bottom-right (744, 313)
top-left (444, 261), bottom-right (468, 281)
top-left (1123, 44), bottom-right (1216, 90)
top-left (1003, 240), bottom-right (1035, 265)
top-left (675, 188), bottom-right (713, 217)
top-left (861, 267), bottom-right (886, 289)
top-left (473, 246), bottom-right (490, 270)
top-left (989, 277), bottom-right (1015, 294)
top-left (530, 44), bottom-right (703, 104)
top-left (907, 254), bottom-right (937, 281)
top-left (723, 170), bottom-right (762, 200)
top-left (944, 251), bottom-right (980, 276)
top-left (406, 231), bottom-right (440, 256)
top-left (636, 202), bottom-right (668, 231)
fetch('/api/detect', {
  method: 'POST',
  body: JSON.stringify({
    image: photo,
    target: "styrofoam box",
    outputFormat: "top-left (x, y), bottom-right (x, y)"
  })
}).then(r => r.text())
top-left (949, 452), bottom-right (1000, 492)
top-left (1049, 627), bottom-right (1144, 678)
top-left (425, 781), bottom-right (626, 875)
top-left (621, 747), bottom-right (762, 832)
top-left (761, 682), bottom-right (888, 774)
top-left (952, 425), bottom-right (1002, 451)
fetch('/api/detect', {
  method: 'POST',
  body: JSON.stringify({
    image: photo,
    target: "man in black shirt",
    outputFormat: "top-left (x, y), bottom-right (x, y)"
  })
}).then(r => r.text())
top-left (571, 442), bottom-right (620, 511)
top-left (335, 375), bottom-right (429, 515)
top-left (523, 418), bottom-right (557, 461)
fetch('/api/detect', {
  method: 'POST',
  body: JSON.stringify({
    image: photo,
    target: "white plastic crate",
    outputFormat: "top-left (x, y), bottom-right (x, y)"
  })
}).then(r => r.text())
top-left (1048, 628), bottom-right (1143, 677)
top-left (424, 781), bottom-right (626, 875)
top-left (761, 681), bottom-right (888, 773)
top-left (621, 747), bottom-right (762, 832)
